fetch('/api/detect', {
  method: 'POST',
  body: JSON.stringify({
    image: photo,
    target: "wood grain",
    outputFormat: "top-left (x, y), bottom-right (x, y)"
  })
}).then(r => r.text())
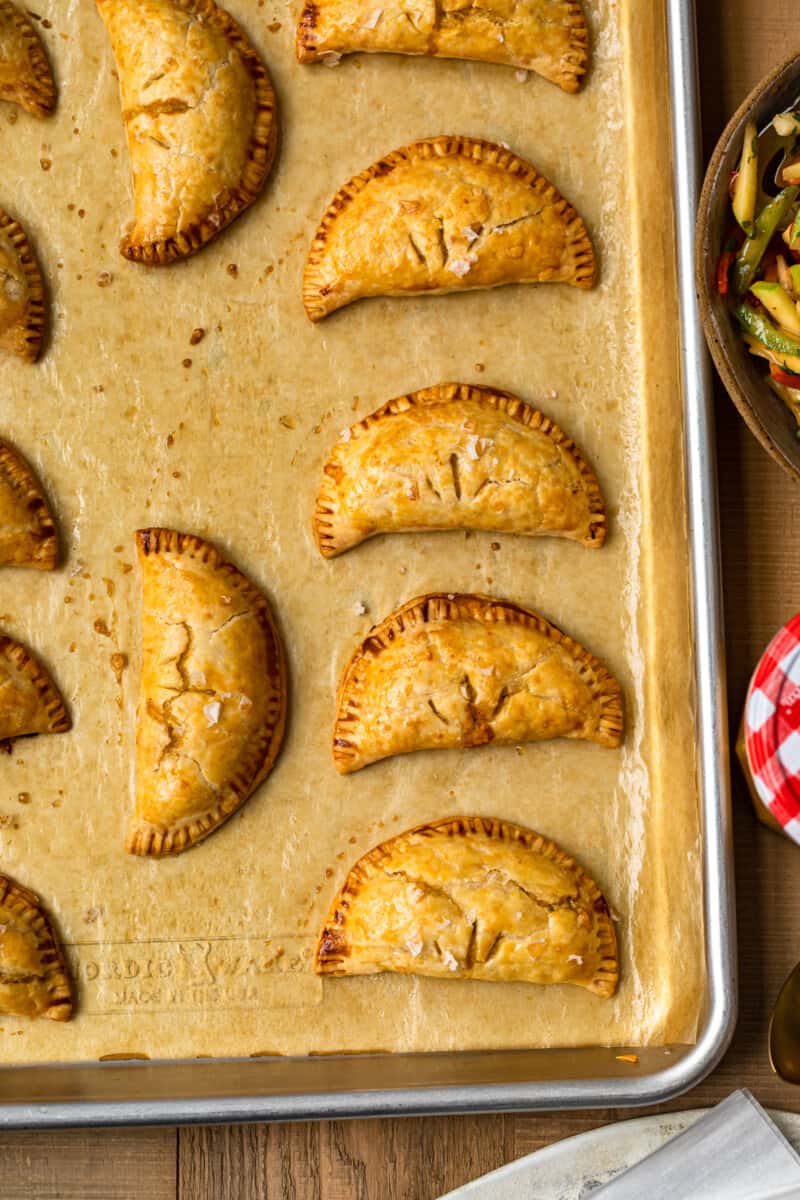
top-left (2, 1), bottom-right (800, 1197)
top-left (0, 1128), bottom-right (177, 1200)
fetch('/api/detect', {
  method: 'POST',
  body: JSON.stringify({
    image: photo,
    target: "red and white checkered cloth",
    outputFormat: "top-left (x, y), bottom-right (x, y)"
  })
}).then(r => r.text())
top-left (743, 612), bottom-right (800, 846)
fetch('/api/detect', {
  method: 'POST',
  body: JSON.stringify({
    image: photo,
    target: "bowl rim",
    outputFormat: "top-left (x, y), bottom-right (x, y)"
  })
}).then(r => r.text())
top-left (696, 49), bottom-right (800, 483)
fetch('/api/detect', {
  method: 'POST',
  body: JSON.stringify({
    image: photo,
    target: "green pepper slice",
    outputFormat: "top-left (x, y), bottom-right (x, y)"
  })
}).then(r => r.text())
top-left (731, 186), bottom-right (799, 294)
top-left (736, 303), bottom-right (800, 356)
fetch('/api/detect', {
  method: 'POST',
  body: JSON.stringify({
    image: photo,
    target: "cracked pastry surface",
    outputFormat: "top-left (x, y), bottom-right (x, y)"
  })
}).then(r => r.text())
top-left (314, 382), bottom-right (605, 557)
top-left (296, 0), bottom-right (588, 92)
top-left (0, 635), bottom-right (70, 742)
top-left (333, 592), bottom-right (622, 772)
top-left (130, 528), bottom-right (287, 857)
top-left (0, 437), bottom-right (59, 569)
top-left (0, 0), bottom-right (56, 117)
top-left (0, 207), bottom-right (45, 362)
top-left (96, 0), bottom-right (278, 264)
top-left (317, 815), bottom-right (619, 996)
top-left (0, 873), bottom-right (73, 1020)
top-left (303, 135), bottom-right (595, 321)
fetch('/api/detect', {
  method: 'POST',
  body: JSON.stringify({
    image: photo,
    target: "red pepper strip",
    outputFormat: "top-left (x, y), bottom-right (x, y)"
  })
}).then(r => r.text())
top-left (770, 364), bottom-right (800, 388)
top-left (717, 249), bottom-right (734, 294)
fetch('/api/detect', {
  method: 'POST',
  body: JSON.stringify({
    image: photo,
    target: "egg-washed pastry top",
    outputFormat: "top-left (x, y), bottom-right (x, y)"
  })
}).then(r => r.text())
top-left (96, 0), bottom-right (278, 263)
top-left (317, 815), bottom-right (619, 997)
top-left (0, 0), bottom-right (56, 116)
top-left (297, 0), bottom-right (588, 93)
top-left (130, 527), bottom-right (287, 856)
top-left (0, 207), bottom-right (45, 362)
top-left (0, 873), bottom-right (73, 1021)
top-left (303, 135), bottom-right (595, 320)
top-left (0, 437), bottom-right (59, 569)
top-left (314, 382), bottom-right (606, 556)
top-left (333, 592), bottom-right (623, 772)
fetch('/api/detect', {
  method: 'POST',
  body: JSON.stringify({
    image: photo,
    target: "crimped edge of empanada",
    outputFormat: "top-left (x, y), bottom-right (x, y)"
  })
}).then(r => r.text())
top-left (0, 635), bottom-right (71, 736)
top-left (314, 382), bottom-right (606, 556)
top-left (127, 527), bottom-right (287, 857)
top-left (0, 0), bottom-right (56, 116)
top-left (110, 0), bottom-right (278, 265)
top-left (0, 437), bottom-right (59, 569)
top-left (296, 0), bottom-right (589, 94)
top-left (316, 814), bottom-right (620, 998)
top-left (333, 592), bottom-right (623, 772)
top-left (0, 873), bottom-right (73, 1020)
top-left (303, 135), bottom-right (596, 321)
top-left (0, 208), bottom-right (46, 362)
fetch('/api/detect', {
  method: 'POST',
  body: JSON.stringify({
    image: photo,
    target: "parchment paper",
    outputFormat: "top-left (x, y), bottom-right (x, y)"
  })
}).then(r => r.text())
top-left (0, 0), bottom-right (704, 1063)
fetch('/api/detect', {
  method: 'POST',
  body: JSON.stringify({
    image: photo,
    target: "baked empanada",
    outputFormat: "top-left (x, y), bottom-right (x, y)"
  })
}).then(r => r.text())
top-left (0, 635), bottom-right (70, 742)
top-left (303, 136), bottom-right (595, 321)
top-left (0, 438), bottom-right (58, 569)
top-left (317, 815), bottom-right (618, 996)
top-left (130, 528), bottom-right (287, 857)
top-left (96, 0), bottom-right (278, 264)
top-left (0, 873), bottom-right (73, 1020)
top-left (0, 0), bottom-right (56, 117)
top-left (314, 382), bottom-right (605, 557)
top-left (334, 592), bottom-right (622, 772)
top-left (297, 0), bottom-right (588, 93)
top-left (0, 207), bottom-right (45, 362)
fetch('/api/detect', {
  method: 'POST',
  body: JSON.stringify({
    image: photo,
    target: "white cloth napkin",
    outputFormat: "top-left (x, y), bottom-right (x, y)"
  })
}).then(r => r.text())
top-left (438, 1091), bottom-right (800, 1199)
top-left (590, 1090), bottom-right (800, 1198)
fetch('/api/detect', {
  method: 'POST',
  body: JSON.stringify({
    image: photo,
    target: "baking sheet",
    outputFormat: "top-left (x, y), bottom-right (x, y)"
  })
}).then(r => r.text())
top-left (0, 0), bottom-right (704, 1064)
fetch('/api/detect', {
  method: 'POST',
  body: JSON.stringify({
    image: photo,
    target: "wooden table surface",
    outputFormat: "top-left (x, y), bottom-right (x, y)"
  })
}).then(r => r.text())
top-left (3, 1), bottom-right (799, 1196)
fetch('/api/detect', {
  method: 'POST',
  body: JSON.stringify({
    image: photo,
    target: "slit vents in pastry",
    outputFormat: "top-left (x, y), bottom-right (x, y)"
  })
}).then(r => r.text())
top-left (314, 382), bottom-right (605, 556)
top-left (96, 0), bottom-right (278, 264)
top-left (0, 635), bottom-right (70, 742)
top-left (303, 135), bottom-right (595, 321)
top-left (0, 873), bottom-right (73, 1020)
top-left (129, 528), bottom-right (287, 857)
top-left (333, 592), bottom-right (622, 772)
top-left (0, 437), bottom-right (59, 569)
top-left (0, 207), bottom-right (45, 362)
top-left (0, 0), bottom-right (56, 117)
top-left (316, 815), bottom-right (619, 997)
top-left (296, 0), bottom-right (589, 93)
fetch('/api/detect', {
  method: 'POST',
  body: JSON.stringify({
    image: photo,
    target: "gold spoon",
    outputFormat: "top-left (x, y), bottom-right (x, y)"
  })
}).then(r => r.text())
top-left (769, 963), bottom-right (800, 1083)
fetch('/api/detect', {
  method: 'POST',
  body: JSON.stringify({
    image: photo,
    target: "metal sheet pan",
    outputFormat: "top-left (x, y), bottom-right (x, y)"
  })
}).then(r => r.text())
top-left (0, 0), bottom-right (735, 1125)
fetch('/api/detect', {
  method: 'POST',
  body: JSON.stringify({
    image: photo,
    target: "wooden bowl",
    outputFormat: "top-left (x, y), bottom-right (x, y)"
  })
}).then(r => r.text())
top-left (697, 51), bottom-right (800, 481)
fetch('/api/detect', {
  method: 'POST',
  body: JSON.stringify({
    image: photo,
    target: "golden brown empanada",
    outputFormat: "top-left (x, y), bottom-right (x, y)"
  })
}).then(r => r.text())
top-left (96, 0), bottom-right (278, 264)
top-left (0, 635), bottom-right (70, 742)
top-left (0, 0), bottom-right (56, 117)
top-left (0, 207), bottom-right (45, 362)
top-left (0, 437), bottom-right (58, 569)
top-left (0, 873), bottom-right (73, 1020)
top-left (334, 592), bottom-right (622, 772)
top-left (129, 528), bottom-right (287, 856)
top-left (303, 136), bottom-right (595, 321)
top-left (317, 815), bottom-right (619, 996)
top-left (297, 0), bottom-right (588, 93)
top-left (314, 383), bottom-right (605, 557)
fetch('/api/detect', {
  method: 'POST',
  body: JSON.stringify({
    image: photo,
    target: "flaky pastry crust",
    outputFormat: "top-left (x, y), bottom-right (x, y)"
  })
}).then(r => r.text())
top-left (317, 815), bottom-right (619, 997)
top-left (0, 873), bottom-right (73, 1020)
top-left (130, 528), bottom-right (287, 857)
top-left (303, 135), bottom-right (595, 320)
top-left (0, 437), bottom-right (59, 569)
top-left (97, 0), bottom-right (278, 264)
top-left (0, 635), bottom-right (70, 742)
top-left (0, 207), bottom-right (45, 362)
top-left (333, 592), bottom-right (622, 772)
top-left (314, 382), bottom-right (606, 556)
top-left (0, 0), bottom-right (56, 116)
top-left (297, 0), bottom-right (588, 93)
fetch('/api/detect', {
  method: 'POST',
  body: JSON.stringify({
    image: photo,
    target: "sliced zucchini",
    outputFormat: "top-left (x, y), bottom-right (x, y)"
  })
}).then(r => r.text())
top-left (736, 303), bottom-right (800, 355)
top-left (732, 121), bottom-right (759, 232)
top-left (751, 281), bottom-right (800, 335)
top-left (732, 187), bottom-right (800, 293)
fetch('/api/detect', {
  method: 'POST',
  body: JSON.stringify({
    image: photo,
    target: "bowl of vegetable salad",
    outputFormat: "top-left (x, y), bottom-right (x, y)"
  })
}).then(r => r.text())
top-left (698, 51), bottom-right (800, 480)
